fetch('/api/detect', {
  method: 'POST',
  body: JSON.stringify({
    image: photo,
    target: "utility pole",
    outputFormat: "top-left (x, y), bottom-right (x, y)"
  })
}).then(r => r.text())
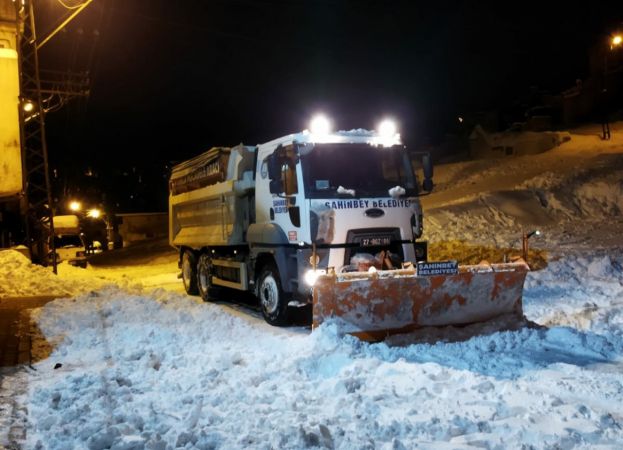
top-left (14, 0), bottom-right (93, 272)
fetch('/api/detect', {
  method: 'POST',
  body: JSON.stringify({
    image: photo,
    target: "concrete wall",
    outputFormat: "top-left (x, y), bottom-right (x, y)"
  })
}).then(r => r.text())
top-left (0, 3), bottom-right (21, 199)
top-left (116, 212), bottom-right (168, 247)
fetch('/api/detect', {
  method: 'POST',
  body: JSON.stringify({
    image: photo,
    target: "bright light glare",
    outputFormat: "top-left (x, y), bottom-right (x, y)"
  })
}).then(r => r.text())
top-left (304, 269), bottom-right (326, 286)
top-left (68, 201), bottom-right (81, 212)
top-left (310, 114), bottom-right (331, 136)
top-left (87, 208), bottom-right (101, 219)
top-left (23, 101), bottom-right (34, 112)
top-left (613, 34), bottom-right (623, 47)
top-left (378, 119), bottom-right (397, 139)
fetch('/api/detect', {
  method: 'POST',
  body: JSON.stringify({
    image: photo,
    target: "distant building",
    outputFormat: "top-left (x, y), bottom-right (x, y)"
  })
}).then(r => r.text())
top-left (116, 212), bottom-right (168, 247)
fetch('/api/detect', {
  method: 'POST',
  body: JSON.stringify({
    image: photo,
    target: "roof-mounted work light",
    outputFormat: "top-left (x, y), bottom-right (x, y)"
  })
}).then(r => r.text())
top-left (376, 118), bottom-right (400, 147)
top-left (378, 119), bottom-right (397, 139)
top-left (310, 114), bottom-right (331, 137)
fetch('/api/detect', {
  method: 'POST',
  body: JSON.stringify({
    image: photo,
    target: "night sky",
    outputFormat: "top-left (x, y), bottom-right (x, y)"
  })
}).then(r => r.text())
top-left (37, 0), bottom-right (620, 212)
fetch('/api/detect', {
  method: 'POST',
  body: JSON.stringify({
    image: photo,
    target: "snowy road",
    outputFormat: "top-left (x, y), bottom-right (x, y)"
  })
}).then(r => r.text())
top-left (16, 277), bottom-right (623, 449)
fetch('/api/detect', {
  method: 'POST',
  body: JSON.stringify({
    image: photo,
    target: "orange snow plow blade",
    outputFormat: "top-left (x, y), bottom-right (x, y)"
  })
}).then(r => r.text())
top-left (312, 260), bottom-right (530, 341)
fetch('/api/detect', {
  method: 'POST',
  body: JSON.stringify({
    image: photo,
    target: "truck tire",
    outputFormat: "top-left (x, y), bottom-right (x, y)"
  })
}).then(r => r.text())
top-left (258, 264), bottom-right (289, 326)
top-left (181, 250), bottom-right (199, 295)
top-left (197, 253), bottom-right (221, 302)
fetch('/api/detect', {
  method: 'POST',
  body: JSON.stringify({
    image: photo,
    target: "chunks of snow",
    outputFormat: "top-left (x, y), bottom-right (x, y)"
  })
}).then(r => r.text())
top-left (337, 185), bottom-right (356, 196)
top-left (388, 185), bottom-right (406, 198)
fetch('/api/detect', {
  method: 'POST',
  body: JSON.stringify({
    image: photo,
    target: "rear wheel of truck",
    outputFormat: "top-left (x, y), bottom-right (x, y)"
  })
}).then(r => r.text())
top-left (197, 253), bottom-right (221, 302)
top-left (258, 264), bottom-right (289, 326)
top-left (181, 250), bottom-right (198, 295)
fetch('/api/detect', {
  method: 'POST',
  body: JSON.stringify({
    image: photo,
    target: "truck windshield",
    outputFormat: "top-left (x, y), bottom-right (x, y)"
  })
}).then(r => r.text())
top-left (299, 143), bottom-right (418, 199)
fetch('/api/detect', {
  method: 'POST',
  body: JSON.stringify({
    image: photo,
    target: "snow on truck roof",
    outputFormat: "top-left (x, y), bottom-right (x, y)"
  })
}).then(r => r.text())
top-left (170, 129), bottom-right (402, 179)
top-left (258, 129), bottom-right (402, 149)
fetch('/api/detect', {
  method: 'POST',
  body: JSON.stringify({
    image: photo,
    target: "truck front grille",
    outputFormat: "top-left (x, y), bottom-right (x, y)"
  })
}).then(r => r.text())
top-left (343, 228), bottom-right (404, 266)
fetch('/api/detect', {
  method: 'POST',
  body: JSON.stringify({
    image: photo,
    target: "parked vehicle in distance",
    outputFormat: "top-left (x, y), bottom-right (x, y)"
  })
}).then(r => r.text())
top-left (51, 215), bottom-right (88, 268)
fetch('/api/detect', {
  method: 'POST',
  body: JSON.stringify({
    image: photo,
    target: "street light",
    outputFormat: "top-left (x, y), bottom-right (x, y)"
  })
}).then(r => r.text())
top-left (68, 200), bottom-right (82, 212)
top-left (22, 100), bottom-right (35, 112)
top-left (87, 208), bottom-right (101, 219)
top-left (601, 32), bottom-right (622, 140)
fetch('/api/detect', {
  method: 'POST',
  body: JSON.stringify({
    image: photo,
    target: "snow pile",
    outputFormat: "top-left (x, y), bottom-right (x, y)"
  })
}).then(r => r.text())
top-left (24, 286), bottom-right (623, 449)
top-left (519, 171), bottom-right (567, 190)
top-left (425, 163), bottom-right (623, 249)
top-left (521, 166), bottom-right (623, 221)
top-left (573, 176), bottom-right (623, 217)
top-left (0, 250), bottom-right (89, 299)
top-left (525, 252), bottom-right (623, 338)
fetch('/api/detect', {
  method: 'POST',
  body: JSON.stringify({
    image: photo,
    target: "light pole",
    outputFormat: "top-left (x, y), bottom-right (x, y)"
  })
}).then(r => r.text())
top-left (602, 33), bottom-right (623, 140)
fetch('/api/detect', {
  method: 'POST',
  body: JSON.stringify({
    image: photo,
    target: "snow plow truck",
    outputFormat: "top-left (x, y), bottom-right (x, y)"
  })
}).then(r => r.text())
top-left (169, 118), bottom-right (529, 340)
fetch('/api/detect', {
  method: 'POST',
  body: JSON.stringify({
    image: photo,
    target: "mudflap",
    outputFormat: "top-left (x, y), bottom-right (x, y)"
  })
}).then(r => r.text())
top-left (312, 261), bottom-right (530, 341)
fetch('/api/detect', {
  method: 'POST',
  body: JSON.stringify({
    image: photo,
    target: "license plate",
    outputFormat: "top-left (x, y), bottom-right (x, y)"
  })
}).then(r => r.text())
top-left (361, 237), bottom-right (391, 246)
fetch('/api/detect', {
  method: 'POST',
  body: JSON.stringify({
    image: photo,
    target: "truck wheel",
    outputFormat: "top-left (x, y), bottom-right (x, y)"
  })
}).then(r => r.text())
top-left (258, 264), bottom-right (289, 326)
top-left (197, 253), bottom-right (220, 302)
top-left (181, 250), bottom-right (198, 295)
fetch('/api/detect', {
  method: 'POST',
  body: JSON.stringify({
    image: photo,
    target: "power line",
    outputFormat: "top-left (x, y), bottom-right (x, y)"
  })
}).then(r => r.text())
top-left (55, 0), bottom-right (90, 11)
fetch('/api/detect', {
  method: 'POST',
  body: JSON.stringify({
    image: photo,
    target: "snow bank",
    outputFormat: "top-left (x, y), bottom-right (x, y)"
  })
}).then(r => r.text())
top-left (425, 163), bottom-right (623, 251)
top-left (525, 252), bottom-right (623, 337)
top-left (573, 177), bottom-right (623, 217)
top-left (0, 250), bottom-right (85, 299)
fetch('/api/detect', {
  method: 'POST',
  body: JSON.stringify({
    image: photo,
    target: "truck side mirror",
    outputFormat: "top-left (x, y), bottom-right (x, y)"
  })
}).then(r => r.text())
top-left (267, 151), bottom-right (282, 181)
top-left (422, 153), bottom-right (434, 192)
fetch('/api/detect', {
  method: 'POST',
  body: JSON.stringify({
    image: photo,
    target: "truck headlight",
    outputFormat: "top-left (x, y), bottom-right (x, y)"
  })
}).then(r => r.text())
top-left (304, 269), bottom-right (326, 286)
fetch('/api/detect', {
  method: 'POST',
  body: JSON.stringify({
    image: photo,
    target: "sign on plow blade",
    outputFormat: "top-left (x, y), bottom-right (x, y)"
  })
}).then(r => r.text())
top-left (312, 260), bottom-right (530, 341)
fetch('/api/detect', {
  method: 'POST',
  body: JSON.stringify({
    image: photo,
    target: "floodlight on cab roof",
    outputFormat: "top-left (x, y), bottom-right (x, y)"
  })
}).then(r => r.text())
top-left (309, 114), bottom-right (331, 138)
top-left (376, 118), bottom-right (401, 147)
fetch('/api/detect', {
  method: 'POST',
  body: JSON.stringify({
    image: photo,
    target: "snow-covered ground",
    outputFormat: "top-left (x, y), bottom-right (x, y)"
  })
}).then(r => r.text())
top-left (1, 124), bottom-right (623, 449)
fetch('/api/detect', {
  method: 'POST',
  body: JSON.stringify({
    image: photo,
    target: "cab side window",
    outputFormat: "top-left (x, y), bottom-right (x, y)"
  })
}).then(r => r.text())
top-left (281, 146), bottom-right (298, 196)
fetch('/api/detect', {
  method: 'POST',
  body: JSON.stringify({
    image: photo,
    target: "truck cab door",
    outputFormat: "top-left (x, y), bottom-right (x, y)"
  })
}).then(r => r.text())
top-left (265, 145), bottom-right (309, 243)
